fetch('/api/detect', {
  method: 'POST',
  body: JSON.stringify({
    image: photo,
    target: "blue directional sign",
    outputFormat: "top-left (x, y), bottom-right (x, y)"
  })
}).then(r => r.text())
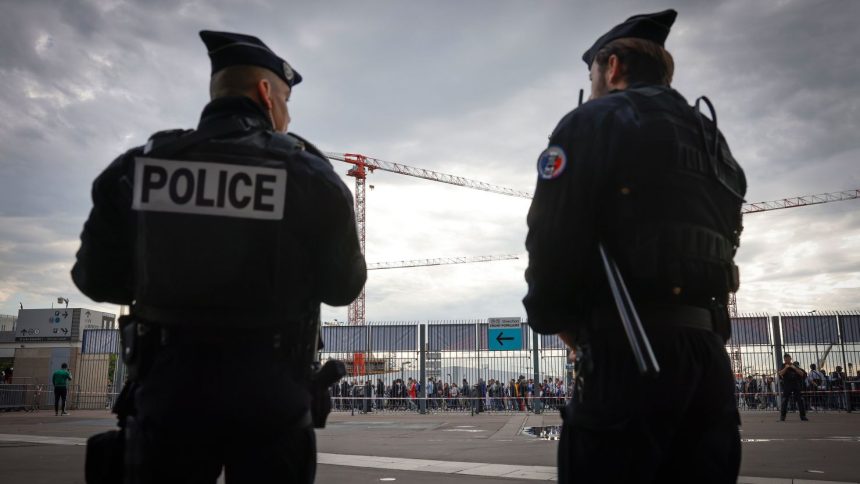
top-left (488, 317), bottom-right (522, 351)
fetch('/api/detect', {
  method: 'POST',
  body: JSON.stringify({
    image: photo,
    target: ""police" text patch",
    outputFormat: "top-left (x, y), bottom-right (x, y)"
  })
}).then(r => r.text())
top-left (132, 157), bottom-right (287, 220)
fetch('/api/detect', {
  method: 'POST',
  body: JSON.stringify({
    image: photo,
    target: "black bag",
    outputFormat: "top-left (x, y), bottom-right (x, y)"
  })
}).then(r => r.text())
top-left (86, 377), bottom-right (136, 483)
top-left (85, 429), bottom-right (124, 484)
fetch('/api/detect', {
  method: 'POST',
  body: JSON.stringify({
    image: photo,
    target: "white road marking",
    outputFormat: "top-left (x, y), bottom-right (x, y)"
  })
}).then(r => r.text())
top-left (0, 434), bottom-right (856, 483)
top-left (0, 433), bottom-right (86, 446)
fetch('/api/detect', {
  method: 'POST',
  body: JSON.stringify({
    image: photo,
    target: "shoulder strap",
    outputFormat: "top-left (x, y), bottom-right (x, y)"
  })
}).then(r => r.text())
top-left (693, 96), bottom-right (745, 201)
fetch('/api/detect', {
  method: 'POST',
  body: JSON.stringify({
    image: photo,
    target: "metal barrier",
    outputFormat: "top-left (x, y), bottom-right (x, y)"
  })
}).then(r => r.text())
top-left (0, 384), bottom-right (51, 412)
top-left (4, 315), bottom-right (858, 414)
top-left (321, 314), bottom-right (860, 415)
top-left (735, 389), bottom-right (860, 412)
top-left (329, 396), bottom-right (571, 414)
top-left (0, 384), bottom-right (29, 410)
top-left (0, 383), bottom-right (120, 412)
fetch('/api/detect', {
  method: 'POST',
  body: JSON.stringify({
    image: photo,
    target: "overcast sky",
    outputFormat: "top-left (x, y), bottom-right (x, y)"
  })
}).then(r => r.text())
top-left (1, 0), bottom-right (858, 323)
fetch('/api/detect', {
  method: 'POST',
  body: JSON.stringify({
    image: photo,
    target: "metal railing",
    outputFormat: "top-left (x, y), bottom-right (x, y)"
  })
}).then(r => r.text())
top-left (735, 386), bottom-right (860, 412)
top-left (329, 395), bottom-right (570, 414)
top-left (0, 384), bottom-right (119, 412)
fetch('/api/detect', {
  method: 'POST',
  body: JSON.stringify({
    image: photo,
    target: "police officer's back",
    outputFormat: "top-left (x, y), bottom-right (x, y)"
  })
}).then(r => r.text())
top-left (524, 10), bottom-right (746, 484)
top-left (72, 31), bottom-right (366, 483)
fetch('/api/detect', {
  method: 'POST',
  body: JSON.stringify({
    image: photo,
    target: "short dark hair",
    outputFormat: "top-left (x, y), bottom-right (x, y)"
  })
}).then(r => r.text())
top-left (61, 363), bottom-right (68, 369)
top-left (594, 37), bottom-right (674, 86)
top-left (209, 65), bottom-right (287, 100)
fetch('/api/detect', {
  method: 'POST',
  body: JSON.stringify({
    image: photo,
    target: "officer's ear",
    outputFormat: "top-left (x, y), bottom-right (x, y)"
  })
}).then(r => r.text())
top-left (606, 54), bottom-right (626, 87)
top-left (255, 78), bottom-right (274, 111)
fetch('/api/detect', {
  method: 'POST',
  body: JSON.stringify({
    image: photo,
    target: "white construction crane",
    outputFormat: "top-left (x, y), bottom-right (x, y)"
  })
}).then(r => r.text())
top-left (368, 255), bottom-right (518, 271)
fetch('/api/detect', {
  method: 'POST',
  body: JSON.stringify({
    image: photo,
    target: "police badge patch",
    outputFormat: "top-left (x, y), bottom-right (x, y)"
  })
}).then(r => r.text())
top-left (537, 146), bottom-right (567, 180)
top-left (283, 62), bottom-right (294, 83)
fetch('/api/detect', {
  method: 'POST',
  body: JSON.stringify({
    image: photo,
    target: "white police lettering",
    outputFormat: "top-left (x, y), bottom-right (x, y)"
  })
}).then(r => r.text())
top-left (132, 157), bottom-right (286, 220)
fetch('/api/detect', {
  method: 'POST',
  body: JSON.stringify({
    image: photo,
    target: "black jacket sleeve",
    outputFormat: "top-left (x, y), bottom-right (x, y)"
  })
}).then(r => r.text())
top-left (71, 151), bottom-right (138, 304)
top-left (523, 101), bottom-right (629, 335)
top-left (302, 153), bottom-right (367, 307)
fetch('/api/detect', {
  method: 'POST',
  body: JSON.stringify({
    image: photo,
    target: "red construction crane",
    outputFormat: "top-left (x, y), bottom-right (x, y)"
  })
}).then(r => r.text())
top-left (327, 151), bottom-right (859, 324)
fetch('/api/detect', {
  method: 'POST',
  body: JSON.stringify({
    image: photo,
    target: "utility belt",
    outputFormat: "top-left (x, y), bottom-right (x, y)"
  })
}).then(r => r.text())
top-left (591, 304), bottom-right (715, 334)
top-left (116, 314), bottom-right (341, 427)
top-left (86, 313), bottom-right (343, 483)
top-left (119, 314), bottom-right (320, 381)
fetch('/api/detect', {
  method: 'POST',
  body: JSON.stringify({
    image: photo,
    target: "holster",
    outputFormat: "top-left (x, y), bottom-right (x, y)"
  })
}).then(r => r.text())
top-left (710, 298), bottom-right (732, 343)
top-left (302, 305), bottom-right (346, 428)
top-left (309, 359), bottom-right (346, 428)
top-left (119, 315), bottom-right (160, 382)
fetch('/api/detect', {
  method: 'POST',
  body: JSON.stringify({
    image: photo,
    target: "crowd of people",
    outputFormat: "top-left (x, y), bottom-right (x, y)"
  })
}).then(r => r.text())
top-left (330, 375), bottom-right (573, 413)
top-left (327, 361), bottom-right (859, 415)
top-left (735, 362), bottom-right (857, 412)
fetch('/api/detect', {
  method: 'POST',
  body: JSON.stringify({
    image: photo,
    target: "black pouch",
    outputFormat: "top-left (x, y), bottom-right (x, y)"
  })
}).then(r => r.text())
top-left (85, 429), bottom-right (124, 484)
top-left (710, 299), bottom-right (731, 343)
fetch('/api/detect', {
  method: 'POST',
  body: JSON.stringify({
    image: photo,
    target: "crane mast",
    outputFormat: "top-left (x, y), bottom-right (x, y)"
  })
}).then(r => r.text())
top-left (345, 154), bottom-right (368, 326)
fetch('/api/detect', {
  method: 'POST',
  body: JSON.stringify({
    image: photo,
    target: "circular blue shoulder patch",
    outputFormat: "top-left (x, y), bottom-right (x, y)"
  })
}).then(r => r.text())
top-left (537, 146), bottom-right (567, 180)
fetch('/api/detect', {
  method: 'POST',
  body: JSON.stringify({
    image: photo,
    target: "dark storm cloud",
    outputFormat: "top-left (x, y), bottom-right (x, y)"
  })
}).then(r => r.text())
top-left (668, 0), bottom-right (860, 199)
top-left (0, 0), bottom-right (857, 319)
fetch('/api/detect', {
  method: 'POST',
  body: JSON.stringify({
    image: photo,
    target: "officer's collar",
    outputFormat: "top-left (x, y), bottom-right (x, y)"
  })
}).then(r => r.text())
top-left (610, 82), bottom-right (670, 94)
top-left (198, 96), bottom-right (273, 131)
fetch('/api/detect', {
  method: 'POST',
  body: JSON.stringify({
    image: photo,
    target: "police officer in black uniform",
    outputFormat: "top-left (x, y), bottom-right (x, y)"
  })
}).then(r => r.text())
top-left (73, 31), bottom-right (365, 483)
top-left (524, 10), bottom-right (746, 484)
top-left (778, 353), bottom-right (808, 421)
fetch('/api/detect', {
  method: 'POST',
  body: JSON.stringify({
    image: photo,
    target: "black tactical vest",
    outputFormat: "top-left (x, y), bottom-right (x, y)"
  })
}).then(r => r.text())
top-left (130, 117), bottom-right (318, 327)
top-left (601, 86), bottom-right (746, 307)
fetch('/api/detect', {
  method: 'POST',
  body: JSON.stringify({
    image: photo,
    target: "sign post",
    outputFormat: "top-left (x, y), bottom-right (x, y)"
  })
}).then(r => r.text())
top-left (488, 317), bottom-right (522, 351)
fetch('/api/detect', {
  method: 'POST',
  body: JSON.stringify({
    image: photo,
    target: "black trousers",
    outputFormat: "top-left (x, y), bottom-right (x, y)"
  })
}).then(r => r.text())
top-left (54, 386), bottom-right (68, 413)
top-left (125, 339), bottom-right (315, 484)
top-left (780, 386), bottom-right (806, 418)
top-left (559, 326), bottom-right (740, 484)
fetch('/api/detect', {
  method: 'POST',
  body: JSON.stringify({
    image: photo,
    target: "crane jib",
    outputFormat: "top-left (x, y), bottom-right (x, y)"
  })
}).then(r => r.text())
top-left (323, 149), bottom-right (858, 325)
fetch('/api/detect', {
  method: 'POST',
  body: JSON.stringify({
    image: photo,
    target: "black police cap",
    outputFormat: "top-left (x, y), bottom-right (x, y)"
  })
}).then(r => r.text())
top-left (582, 9), bottom-right (677, 68)
top-left (199, 30), bottom-right (302, 87)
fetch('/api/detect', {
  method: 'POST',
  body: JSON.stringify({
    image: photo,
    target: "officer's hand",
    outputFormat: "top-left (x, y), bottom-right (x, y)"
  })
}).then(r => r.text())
top-left (310, 360), bottom-right (346, 428)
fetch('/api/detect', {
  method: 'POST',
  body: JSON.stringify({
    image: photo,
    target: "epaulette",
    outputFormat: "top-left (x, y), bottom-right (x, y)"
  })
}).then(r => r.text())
top-left (271, 132), bottom-right (329, 163)
top-left (143, 129), bottom-right (194, 155)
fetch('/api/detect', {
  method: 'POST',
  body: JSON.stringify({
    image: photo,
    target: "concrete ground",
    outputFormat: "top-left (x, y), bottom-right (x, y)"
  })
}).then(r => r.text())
top-left (0, 408), bottom-right (857, 483)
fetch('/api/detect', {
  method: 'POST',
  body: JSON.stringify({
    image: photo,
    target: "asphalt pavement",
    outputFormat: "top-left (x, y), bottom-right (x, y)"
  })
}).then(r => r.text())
top-left (0, 408), bottom-right (857, 483)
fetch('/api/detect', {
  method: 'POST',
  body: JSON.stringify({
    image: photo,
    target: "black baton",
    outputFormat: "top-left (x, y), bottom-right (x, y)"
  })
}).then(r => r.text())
top-left (577, 89), bottom-right (659, 376)
top-left (598, 243), bottom-right (660, 377)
